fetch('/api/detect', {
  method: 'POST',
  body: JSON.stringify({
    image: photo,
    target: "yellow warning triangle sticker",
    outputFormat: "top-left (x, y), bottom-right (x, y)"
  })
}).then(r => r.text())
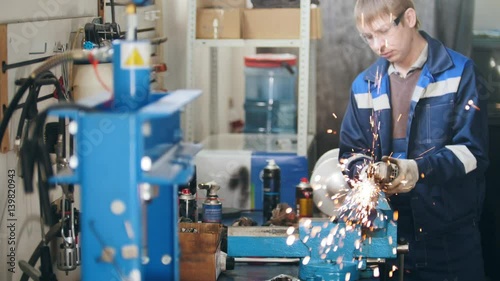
top-left (125, 48), bottom-right (145, 67)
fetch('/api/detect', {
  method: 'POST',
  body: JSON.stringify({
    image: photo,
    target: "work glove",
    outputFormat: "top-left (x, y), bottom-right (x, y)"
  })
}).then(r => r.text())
top-left (381, 156), bottom-right (419, 195)
top-left (363, 160), bottom-right (398, 184)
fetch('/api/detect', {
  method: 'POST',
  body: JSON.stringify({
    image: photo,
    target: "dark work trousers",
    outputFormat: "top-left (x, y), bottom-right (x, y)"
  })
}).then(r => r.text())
top-left (387, 206), bottom-right (486, 281)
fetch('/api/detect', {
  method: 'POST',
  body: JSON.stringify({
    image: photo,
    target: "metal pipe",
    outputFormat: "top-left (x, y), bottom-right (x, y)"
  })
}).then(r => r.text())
top-left (119, 27), bottom-right (155, 36)
top-left (110, 0), bottom-right (116, 24)
top-left (141, 199), bottom-right (149, 261)
top-left (126, 4), bottom-right (138, 41)
top-left (399, 253), bottom-right (405, 281)
top-left (397, 240), bottom-right (409, 281)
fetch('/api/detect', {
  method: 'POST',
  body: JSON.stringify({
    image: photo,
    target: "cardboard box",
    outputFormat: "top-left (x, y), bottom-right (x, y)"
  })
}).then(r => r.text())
top-left (197, 8), bottom-right (242, 39)
top-left (242, 8), bottom-right (322, 39)
top-left (179, 223), bottom-right (223, 281)
top-left (197, 0), bottom-right (246, 8)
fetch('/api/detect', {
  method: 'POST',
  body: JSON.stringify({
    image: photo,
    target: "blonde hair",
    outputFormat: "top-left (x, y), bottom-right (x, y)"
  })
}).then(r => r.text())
top-left (354, 0), bottom-right (421, 29)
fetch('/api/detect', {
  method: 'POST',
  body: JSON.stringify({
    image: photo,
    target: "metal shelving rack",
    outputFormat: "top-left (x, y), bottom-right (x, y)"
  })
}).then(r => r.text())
top-left (185, 0), bottom-right (317, 157)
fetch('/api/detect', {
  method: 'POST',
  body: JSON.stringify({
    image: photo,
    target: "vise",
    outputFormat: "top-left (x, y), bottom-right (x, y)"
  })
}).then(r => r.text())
top-left (227, 195), bottom-right (400, 281)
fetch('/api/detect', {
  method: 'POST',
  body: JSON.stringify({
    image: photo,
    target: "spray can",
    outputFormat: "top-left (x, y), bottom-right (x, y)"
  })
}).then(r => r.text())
top-left (262, 159), bottom-right (281, 222)
top-left (179, 188), bottom-right (197, 222)
top-left (199, 181), bottom-right (222, 223)
top-left (296, 178), bottom-right (313, 218)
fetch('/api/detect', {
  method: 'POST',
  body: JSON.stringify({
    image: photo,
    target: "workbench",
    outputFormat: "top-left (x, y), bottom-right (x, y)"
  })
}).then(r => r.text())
top-left (217, 211), bottom-right (389, 281)
top-left (219, 262), bottom-right (299, 281)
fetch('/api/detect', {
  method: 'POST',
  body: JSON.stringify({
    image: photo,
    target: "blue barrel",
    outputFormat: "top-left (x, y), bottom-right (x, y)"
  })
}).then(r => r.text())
top-left (243, 54), bottom-right (297, 134)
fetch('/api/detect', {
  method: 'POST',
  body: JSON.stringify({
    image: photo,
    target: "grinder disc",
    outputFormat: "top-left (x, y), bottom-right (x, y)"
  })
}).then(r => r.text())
top-left (311, 152), bottom-right (349, 217)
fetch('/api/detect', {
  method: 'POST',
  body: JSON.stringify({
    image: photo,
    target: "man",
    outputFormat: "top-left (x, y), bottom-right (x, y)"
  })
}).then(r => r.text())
top-left (339, 0), bottom-right (489, 280)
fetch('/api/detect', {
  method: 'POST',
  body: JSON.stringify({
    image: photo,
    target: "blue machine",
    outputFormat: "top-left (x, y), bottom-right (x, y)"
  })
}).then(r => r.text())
top-left (49, 37), bottom-right (201, 281)
top-left (131, 0), bottom-right (154, 5)
top-left (227, 195), bottom-right (398, 281)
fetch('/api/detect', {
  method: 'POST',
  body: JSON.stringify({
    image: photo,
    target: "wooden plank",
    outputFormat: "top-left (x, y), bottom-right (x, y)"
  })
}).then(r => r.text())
top-left (0, 24), bottom-right (9, 153)
top-left (98, 0), bottom-right (105, 20)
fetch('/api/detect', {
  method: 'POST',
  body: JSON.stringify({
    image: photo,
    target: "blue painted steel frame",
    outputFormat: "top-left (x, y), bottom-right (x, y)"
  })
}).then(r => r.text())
top-left (50, 90), bottom-right (201, 281)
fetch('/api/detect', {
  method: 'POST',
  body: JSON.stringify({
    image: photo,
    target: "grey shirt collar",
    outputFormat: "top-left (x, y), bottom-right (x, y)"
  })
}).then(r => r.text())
top-left (388, 43), bottom-right (428, 78)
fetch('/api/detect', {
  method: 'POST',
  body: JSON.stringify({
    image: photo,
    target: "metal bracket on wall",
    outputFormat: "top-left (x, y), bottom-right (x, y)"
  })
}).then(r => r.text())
top-left (296, 0), bottom-right (311, 157)
top-left (184, 0), bottom-right (197, 142)
top-left (0, 24), bottom-right (9, 153)
top-left (2, 56), bottom-right (52, 73)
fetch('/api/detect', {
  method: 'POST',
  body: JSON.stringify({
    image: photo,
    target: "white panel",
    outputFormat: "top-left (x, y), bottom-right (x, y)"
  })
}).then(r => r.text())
top-left (6, 17), bottom-right (95, 147)
top-left (0, 0), bottom-right (96, 24)
top-left (7, 17), bottom-right (94, 62)
top-left (195, 149), bottom-right (252, 209)
top-left (474, 0), bottom-right (500, 30)
top-left (0, 17), bottom-right (93, 281)
top-left (0, 152), bottom-right (46, 281)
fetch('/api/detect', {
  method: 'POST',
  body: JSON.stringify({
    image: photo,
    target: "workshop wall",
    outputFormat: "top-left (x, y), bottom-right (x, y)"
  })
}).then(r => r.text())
top-left (0, 0), bottom-right (174, 278)
top-left (0, 2), bottom-right (167, 280)
top-left (474, 1), bottom-right (500, 278)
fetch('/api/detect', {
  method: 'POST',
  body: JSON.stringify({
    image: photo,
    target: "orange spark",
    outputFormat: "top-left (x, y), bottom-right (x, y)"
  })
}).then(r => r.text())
top-left (468, 100), bottom-right (480, 111)
top-left (393, 210), bottom-right (399, 221)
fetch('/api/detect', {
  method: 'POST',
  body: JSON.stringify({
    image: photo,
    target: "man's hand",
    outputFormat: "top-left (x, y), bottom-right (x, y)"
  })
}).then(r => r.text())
top-left (365, 161), bottom-right (398, 184)
top-left (381, 156), bottom-right (419, 195)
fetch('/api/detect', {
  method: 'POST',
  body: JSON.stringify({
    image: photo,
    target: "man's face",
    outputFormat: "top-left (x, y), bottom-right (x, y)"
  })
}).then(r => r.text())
top-left (358, 10), bottom-right (412, 63)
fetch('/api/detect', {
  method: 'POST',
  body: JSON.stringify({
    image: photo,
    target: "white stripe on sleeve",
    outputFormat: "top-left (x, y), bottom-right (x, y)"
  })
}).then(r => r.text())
top-left (445, 144), bottom-right (477, 174)
top-left (354, 93), bottom-right (373, 109)
top-left (421, 77), bottom-right (461, 99)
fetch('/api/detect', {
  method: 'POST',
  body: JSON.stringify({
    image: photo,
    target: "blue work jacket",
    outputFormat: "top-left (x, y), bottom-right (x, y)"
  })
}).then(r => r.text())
top-left (339, 31), bottom-right (489, 239)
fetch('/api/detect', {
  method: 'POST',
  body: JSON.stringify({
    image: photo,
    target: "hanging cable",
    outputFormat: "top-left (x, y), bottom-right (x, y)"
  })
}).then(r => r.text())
top-left (0, 77), bottom-right (34, 143)
top-left (1, 48), bottom-right (112, 146)
top-left (19, 222), bottom-right (62, 281)
top-left (15, 71), bottom-right (60, 142)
